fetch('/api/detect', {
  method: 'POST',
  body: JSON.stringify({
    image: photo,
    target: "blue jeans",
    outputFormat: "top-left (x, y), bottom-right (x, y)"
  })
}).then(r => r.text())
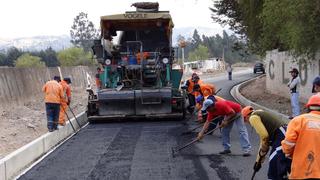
top-left (291, 92), bottom-right (300, 117)
top-left (221, 113), bottom-right (251, 152)
top-left (45, 103), bottom-right (60, 130)
top-left (228, 72), bottom-right (232, 80)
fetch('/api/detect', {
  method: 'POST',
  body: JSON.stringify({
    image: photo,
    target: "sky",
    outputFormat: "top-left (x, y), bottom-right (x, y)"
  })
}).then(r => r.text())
top-left (0, 0), bottom-right (224, 39)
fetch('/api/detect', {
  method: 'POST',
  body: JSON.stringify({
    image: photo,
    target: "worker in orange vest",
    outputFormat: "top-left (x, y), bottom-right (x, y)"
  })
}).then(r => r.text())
top-left (192, 83), bottom-right (217, 97)
top-left (42, 76), bottom-right (63, 132)
top-left (282, 94), bottom-right (320, 179)
top-left (181, 73), bottom-right (203, 114)
top-left (58, 77), bottom-right (72, 127)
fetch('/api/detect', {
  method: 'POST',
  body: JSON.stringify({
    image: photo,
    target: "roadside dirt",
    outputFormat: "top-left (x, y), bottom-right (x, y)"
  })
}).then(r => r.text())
top-left (240, 76), bottom-right (306, 116)
top-left (0, 87), bottom-right (87, 159)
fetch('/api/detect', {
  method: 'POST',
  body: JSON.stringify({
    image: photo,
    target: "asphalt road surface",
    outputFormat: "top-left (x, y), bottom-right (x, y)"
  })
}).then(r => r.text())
top-left (19, 70), bottom-right (267, 180)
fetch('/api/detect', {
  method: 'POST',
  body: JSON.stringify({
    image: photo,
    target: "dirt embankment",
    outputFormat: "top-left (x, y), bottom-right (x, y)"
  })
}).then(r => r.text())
top-left (0, 66), bottom-right (96, 159)
top-left (240, 76), bottom-right (306, 116)
top-left (0, 87), bottom-right (88, 159)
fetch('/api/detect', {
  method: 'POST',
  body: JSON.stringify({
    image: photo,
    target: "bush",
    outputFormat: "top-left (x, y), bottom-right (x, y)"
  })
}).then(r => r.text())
top-left (15, 53), bottom-right (45, 67)
top-left (57, 47), bottom-right (96, 66)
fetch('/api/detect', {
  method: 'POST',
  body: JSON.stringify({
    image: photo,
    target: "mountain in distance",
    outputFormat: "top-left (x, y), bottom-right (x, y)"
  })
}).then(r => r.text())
top-left (0, 27), bottom-right (232, 51)
top-left (0, 35), bottom-right (71, 52)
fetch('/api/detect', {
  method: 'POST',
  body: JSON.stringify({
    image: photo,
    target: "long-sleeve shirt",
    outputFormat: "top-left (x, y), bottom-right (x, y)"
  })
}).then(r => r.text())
top-left (281, 111), bottom-right (320, 179)
top-left (287, 76), bottom-right (300, 93)
top-left (42, 80), bottom-right (63, 104)
top-left (249, 115), bottom-right (269, 162)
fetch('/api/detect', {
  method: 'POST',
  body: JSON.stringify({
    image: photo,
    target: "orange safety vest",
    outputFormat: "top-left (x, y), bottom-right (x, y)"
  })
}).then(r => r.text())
top-left (282, 111), bottom-right (320, 179)
top-left (59, 80), bottom-right (71, 103)
top-left (187, 79), bottom-right (203, 95)
top-left (42, 80), bottom-right (63, 104)
top-left (194, 83), bottom-right (216, 97)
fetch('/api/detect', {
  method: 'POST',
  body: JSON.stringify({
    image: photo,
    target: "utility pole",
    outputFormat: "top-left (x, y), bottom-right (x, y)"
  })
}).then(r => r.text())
top-left (179, 40), bottom-right (186, 80)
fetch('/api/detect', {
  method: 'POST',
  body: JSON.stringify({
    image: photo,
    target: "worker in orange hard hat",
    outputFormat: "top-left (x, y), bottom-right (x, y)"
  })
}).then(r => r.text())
top-left (181, 73), bottom-right (203, 114)
top-left (42, 76), bottom-right (63, 132)
top-left (58, 77), bottom-right (72, 127)
top-left (242, 106), bottom-right (291, 179)
top-left (282, 95), bottom-right (320, 179)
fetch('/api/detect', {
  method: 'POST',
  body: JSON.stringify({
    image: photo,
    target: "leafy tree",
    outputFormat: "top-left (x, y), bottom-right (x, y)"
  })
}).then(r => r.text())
top-left (191, 29), bottom-right (202, 49)
top-left (211, 0), bottom-right (320, 59)
top-left (0, 53), bottom-right (5, 66)
top-left (40, 47), bottom-right (59, 67)
top-left (70, 12), bottom-right (99, 52)
top-left (57, 47), bottom-right (96, 66)
top-left (4, 47), bottom-right (23, 66)
top-left (15, 53), bottom-right (45, 67)
top-left (188, 45), bottom-right (209, 61)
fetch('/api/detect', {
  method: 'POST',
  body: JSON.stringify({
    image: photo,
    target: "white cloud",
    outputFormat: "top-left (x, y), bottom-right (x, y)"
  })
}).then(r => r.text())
top-left (0, 0), bottom-right (222, 38)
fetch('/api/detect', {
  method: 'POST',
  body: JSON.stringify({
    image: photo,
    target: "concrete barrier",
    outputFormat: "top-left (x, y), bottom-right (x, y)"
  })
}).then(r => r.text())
top-left (0, 111), bottom-right (87, 180)
top-left (0, 161), bottom-right (5, 180)
top-left (231, 75), bottom-right (289, 122)
top-left (0, 66), bottom-right (95, 109)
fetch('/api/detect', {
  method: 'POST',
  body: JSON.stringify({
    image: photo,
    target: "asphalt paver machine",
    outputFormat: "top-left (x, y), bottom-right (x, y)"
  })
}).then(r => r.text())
top-left (87, 2), bottom-right (185, 121)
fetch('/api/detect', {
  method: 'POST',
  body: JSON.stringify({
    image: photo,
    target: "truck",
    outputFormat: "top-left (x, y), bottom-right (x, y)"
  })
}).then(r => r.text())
top-left (87, 2), bottom-right (185, 121)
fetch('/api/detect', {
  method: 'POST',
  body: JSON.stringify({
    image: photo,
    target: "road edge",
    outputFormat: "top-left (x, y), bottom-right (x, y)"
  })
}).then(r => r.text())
top-left (230, 74), bottom-right (289, 121)
top-left (0, 112), bottom-right (88, 180)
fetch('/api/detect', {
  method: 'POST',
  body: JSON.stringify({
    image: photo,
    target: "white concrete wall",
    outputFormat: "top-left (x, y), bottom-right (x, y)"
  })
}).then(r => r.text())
top-left (265, 49), bottom-right (319, 102)
top-left (0, 66), bottom-right (95, 109)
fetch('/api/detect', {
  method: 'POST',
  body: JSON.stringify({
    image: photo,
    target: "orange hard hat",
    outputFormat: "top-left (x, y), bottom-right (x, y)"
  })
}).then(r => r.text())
top-left (241, 106), bottom-right (254, 120)
top-left (306, 95), bottom-right (320, 108)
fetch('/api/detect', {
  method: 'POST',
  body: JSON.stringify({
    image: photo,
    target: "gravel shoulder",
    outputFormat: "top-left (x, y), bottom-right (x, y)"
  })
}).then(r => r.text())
top-left (240, 75), bottom-right (306, 116)
top-left (0, 87), bottom-right (87, 159)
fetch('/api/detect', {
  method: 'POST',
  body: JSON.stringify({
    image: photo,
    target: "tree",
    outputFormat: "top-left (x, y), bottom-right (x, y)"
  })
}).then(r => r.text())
top-left (188, 45), bottom-right (209, 61)
top-left (57, 47), bottom-right (96, 66)
top-left (4, 47), bottom-right (22, 66)
top-left (0, 53), bottom-right (5, 66)
top-left (40, 47), bottom-right (59, 67)
top-left (211, 0), bottom-right (320, 59)
top-left (70, 12), bottom-right (99, 52)
top-left (191, 29), bottom-right (202, 49)
top-left (15, 53), bottom-right (45, 67)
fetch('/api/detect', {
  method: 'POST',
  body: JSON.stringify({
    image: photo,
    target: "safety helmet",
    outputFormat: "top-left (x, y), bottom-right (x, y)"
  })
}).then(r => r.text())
top-left (241, 106), bottom-right (254, 120)
top-left (312, 76), bottom-right (320, 93)
top-left (306, 95), bottom-right (320, 110)
top-left (196, 95), bottom-right (204, 103)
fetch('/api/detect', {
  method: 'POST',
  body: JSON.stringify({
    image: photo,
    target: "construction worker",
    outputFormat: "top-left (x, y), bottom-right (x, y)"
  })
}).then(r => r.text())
top-left (197, 98), bottom-right (251, 156)
top-left (181, 73), bottom-right (203, 114)
top-left (287, 68), bottom-right (300, 118)
top-left (193, 83), bottom-right (217, 97)
top-left (42, 76), bottom-right (63, 132)
top-left (195, 94), bottom-right (225, 123)
top-left (58, 77), bottom-right (72, 127)
top-left (96, 67), bottom-right (102, 91)
top-left (241, 106), bottom-right (291, 179)
top-left (312, 76), bottom-right (320, 93)
top-left (282, 95), bottom-right (320, 179)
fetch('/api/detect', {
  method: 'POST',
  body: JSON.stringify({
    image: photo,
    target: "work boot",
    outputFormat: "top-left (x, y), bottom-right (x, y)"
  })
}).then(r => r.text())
top-left (243, 150), bottom-right (251, 157)
top-left (219, 149), bottom-right (231, 154)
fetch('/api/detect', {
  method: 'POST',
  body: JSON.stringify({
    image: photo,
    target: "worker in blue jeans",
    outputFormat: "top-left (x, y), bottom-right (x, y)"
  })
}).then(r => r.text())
top-left (287, 68), bottom-right (300, 119)
top-left (42, 76), bottom-right (63, 132)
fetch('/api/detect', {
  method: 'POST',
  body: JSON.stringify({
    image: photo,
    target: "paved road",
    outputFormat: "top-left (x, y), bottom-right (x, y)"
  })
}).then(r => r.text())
top-left (19, 70), bottom-right (267, 180)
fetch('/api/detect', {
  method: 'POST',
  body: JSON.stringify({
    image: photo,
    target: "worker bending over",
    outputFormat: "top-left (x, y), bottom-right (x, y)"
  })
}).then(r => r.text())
top-left (282, 95), bottom-right (320, 179)
top-left (242, 106), bottom-right (291, 179)
top-left (197, 98), bottom-right (251, 156)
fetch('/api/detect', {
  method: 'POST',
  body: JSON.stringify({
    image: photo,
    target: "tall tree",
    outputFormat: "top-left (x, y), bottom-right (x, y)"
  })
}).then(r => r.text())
top-left (40, 47), bottom-right (59, 67)
top-left (5, 47), bottom-right (22, 66)
top-left (0, 53), bottom-right (5, 66)
top-left (70, 12), bottom-right (99, 52)
top-left (191, 29), bottom-right (202, 49)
